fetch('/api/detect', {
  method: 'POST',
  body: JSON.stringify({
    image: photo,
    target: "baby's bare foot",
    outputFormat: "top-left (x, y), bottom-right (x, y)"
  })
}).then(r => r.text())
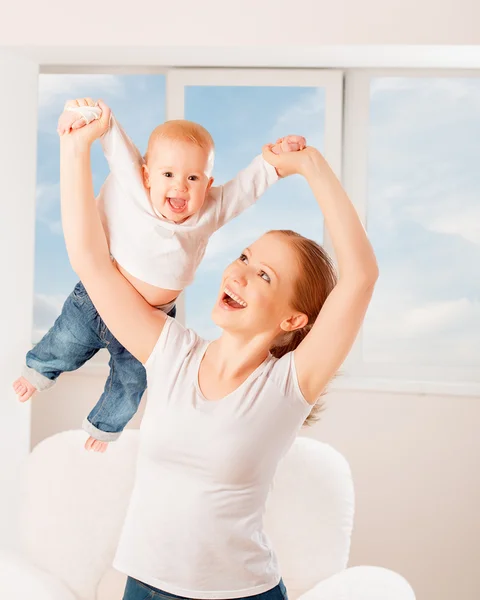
top-left (13, 377), bottom-right (37, 403)
top-left (85, 436), bottom-right (109, 453)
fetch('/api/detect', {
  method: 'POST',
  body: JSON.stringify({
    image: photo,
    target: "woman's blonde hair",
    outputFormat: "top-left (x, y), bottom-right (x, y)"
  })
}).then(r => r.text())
top-left (268, 230), bottom-right (338, 426)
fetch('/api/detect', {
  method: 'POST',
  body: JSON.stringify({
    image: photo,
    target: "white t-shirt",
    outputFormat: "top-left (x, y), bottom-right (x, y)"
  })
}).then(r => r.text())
top-left (97, 117), bottom-right (278, 290)
top-left (113, 317), bottom-right (313, 599)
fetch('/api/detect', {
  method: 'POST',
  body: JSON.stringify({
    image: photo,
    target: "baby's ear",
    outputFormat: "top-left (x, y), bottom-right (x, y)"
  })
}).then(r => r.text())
top-left (142, 163), bottom-right (151, 188)
top-left (207, 176), bottom-right (214, 190)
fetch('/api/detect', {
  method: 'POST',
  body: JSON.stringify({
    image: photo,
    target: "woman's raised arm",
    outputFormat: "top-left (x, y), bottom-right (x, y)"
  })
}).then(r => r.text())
top-left (263, 145), bottom-right (379, 404)
top-left (60, 98), bottom-right (167, 364)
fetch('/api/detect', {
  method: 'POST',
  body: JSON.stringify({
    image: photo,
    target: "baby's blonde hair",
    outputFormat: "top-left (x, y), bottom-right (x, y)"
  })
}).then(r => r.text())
top-left (145, 120), bottom-right (215, 174)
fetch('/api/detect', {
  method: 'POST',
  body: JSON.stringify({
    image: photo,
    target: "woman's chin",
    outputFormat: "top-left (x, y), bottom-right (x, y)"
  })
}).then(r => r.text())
top-left (211, 303), bottom-right (223, 325)
top-left (211, 300), bottom-right (244, 328)
top-left (211, 304), bottom-right (228, 328)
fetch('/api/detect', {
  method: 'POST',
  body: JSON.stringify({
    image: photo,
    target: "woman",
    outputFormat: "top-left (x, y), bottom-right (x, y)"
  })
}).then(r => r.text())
top-left (60, 99), bottom-right (378, 600)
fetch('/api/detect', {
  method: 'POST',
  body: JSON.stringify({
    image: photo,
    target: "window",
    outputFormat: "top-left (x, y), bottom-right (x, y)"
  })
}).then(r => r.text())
top-left (32, 67), bottom-right (478, 390)
top-left (167, 69), bottom-right (343, 339)
top-left (344, 71), bottom-right (480, 386)
top-left (33, 73), bottom-right (165, 342)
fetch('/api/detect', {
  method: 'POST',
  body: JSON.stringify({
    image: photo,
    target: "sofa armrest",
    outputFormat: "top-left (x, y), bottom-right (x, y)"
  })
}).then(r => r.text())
top-left (297, 566), bottom-right (415, 600)
top-left (0, 550), bottom-right (76, 600)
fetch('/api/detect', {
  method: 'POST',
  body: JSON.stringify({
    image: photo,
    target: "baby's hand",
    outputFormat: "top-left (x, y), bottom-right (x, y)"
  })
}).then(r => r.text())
top-left (263, 144), bottom-right (321, 178)
top-left (271, 135), bottom-right (306, 155)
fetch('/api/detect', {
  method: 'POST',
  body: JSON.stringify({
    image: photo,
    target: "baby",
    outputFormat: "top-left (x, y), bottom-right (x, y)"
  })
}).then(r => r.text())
top-left (13, 97), bottom-right (306, 452)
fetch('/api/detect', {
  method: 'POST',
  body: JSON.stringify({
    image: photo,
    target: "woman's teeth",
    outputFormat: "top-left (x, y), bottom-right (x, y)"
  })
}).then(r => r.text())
top-left (224, 288), bottom-right (247, 308)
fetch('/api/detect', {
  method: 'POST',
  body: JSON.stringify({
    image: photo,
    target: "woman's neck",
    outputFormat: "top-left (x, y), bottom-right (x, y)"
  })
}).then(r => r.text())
top-left (205, 332), bottom-right (274, 380)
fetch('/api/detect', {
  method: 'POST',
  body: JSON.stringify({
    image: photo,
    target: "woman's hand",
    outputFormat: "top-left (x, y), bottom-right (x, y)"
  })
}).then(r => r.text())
top-left (262, 143), bottom-right (324, 178)
top-left (57, 98), bottom-right (111, 148)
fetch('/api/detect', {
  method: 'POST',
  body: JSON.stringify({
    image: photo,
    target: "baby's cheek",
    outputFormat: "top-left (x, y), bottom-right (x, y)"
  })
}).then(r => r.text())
top-left (192, 190), bottom-right (208, 209)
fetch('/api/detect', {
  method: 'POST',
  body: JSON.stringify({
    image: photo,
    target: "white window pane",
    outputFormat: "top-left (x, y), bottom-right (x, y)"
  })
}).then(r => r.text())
top-left (34, 74), bottom-right (165, 342)
top-left (364, 77), bottom-right (480, 367)
top-left (184, 86), bottom-right (325, 339)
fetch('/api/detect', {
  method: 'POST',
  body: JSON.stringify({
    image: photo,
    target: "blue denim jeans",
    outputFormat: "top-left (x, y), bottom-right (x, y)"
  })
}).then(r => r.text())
top-left (122, 577), bottom-right (288, 600)
top-left (23, 281), bottom-right (176, 442)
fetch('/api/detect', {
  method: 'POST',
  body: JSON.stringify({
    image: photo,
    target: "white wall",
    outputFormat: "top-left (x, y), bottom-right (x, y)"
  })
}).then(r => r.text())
top-left (304, 390), bottom-right (480, 600)
top-left (31, 376), bottom-right (480, 600)
top-left (0, 52), bottom-right (38, 551)
top-left (1, 0), bottom-right (480, 46)
top-left (1, 1), bottom-right (480, 595)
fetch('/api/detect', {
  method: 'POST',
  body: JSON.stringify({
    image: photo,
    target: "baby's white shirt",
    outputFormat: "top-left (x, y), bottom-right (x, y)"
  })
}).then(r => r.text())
top-left (96, 116), bottom-right (278, 290)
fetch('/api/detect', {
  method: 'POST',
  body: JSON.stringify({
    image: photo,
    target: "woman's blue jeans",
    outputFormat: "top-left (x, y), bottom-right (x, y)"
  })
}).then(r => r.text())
top-left (122, 577), bottom-right (289, 600)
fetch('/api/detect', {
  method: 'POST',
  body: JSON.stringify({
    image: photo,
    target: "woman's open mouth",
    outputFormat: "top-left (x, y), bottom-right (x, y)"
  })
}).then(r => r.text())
top-left (221, 287), bottom-right (247, 310)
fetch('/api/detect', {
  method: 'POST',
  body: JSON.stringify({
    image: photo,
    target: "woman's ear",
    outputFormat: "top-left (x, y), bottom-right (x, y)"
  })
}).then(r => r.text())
top-left (280, 312), bottom-right (308, 333)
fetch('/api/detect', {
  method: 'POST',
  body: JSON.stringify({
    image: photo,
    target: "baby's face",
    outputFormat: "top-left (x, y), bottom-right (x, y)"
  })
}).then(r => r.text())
top-left (143, 138), bottom-right (214, 223)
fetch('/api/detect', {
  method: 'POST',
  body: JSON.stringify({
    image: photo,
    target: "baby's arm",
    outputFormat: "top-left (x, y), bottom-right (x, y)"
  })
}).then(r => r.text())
top-left (212, 135), bottom-right (306, 230)
top-left (59, 102), bottom-right (145, 195)
top-left (100, 114), bottom-right (144, 178)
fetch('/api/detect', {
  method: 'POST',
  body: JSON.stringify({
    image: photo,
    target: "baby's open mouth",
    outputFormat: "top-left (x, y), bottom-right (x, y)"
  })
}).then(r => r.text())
top-left (167, 197), bottom-right (188, 212)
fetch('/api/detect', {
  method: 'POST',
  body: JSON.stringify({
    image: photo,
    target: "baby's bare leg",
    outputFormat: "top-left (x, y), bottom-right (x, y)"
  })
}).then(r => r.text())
top-left (12, 376), bottom-right (37, 402)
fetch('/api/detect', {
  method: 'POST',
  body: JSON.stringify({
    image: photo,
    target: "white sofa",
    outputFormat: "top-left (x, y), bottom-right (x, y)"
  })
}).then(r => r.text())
top-left (0, 431), bottom-right (416, 600)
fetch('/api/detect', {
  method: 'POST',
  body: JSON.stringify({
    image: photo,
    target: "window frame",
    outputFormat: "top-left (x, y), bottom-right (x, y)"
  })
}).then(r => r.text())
top-left (341, 68), bottom-right (480, 394)
top-left (32, 65), bottom-right (480, 395)
top-left (165, 67), bottom-right (344, 324)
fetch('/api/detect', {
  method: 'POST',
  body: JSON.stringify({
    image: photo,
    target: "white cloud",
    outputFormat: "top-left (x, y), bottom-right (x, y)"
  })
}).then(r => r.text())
top-left (229, 87), bottom-right (325, 156)
top-left (270, 88), bottom-right (325, 150)
top-left (403, 298), bottom-right (476, 336)
top-left (186, 318), bottom-right (221, 341)
top-left (36, 182), bottom-right (59, 214)
top-left (371, 182), bottom-right (480, 247)
top-left (272, 88), bottom-right (325, 127)
top-left (426, 195), bottom-right (480, 245)
top-left (366, 75), bottom-right (480, 368)
top-left (37, 74), bottom-right (124, 134)
top-left (38, 74), bottom-right (124, 108)
top-left (364, 292), bottom-right (480, 366)
top-left (199, 176), bottom-right (325, 275)
top-left (201, 207), bottom-right (268, 269)
top-left (370, 76), bottom-right (480, 115)
top-left (32, 293), bottom-right (68, 342)
top-left (48, 221), bottom-right (64, 236)
top-left (35, 182), bottom-right (64, 235)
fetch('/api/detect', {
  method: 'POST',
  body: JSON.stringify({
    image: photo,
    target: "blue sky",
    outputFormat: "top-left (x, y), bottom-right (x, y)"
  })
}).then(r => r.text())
top-left (34, 74), bottom-right (166, 339)
top-left (34, 75), bottom-right (325, 342)
top-left (183, 85), bottom-right (325, 339)
top-left (364, 77), bottom-right (480, 367)
top-left (34, 74), bottom-right (479, 369)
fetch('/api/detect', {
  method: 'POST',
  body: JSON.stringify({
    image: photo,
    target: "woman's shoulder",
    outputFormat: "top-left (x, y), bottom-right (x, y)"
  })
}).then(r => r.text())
top-left (267, 351), bottom-right (310, 407)
top-left (145, 316), bottom-right (205, 369)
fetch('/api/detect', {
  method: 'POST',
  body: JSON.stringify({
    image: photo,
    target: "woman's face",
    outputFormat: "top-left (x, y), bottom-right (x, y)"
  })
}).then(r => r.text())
top-left (211, 233), bottom-right (302, 338)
